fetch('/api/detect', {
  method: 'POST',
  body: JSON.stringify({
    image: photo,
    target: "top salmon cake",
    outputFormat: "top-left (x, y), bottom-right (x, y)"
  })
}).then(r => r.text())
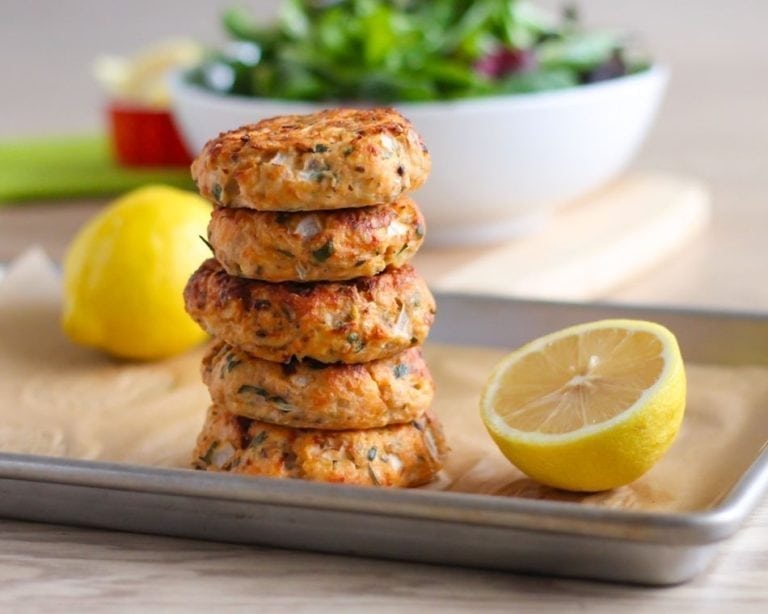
top-left (191, 108), bottom-right (431, 211)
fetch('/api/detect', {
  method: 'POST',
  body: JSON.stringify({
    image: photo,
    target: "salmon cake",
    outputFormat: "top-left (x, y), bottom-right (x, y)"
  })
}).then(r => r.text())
top-left (203, 342), bottom-right (434, 430)
top-left (207, 196), bottom-right (425, 282)
top-left (192, 404), bottom-right (446, 487)
top-left (184, 259), bottom-right (436, 364)
top-left (191, 108), bottom-right (430, 211)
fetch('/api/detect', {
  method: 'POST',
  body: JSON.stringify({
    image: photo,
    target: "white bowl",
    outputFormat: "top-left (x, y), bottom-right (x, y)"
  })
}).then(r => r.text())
top-left (170, 67), bottom-right (668, 246)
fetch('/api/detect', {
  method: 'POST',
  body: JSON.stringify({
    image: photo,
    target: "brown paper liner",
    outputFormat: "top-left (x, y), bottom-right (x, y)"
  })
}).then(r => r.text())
top-left (2, 249), bottom-right (767, 512)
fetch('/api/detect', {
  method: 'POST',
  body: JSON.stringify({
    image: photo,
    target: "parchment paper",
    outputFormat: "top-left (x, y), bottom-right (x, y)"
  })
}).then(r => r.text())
top-left (2, 249), bottom-right (767, 512)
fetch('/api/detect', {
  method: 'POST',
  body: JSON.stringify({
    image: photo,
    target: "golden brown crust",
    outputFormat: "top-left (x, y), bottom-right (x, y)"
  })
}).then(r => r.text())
top-left (202, 342), bottom-right (434, 429)
top-left (208, 197), bottom-right (425, 282)
top-left (191, 108), bottom-right (431, 211)
top-left (184, 259), bottom-right (436, 364)
top-left (192, 404), bottom-right (447, 487)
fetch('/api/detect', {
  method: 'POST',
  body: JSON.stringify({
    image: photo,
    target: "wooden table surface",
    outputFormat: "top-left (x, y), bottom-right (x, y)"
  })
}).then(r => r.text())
top-left (2, 0), bottom-right (767, 611)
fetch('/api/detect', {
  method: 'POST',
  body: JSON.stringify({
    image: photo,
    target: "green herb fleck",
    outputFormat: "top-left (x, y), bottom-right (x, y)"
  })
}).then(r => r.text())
top-left (199, 235), bottom-right (215, 253)
top-left (397, 242), bottom-right (410, 255)
top-left (367, 446), bottom-right (378, 461)
top-left (367, 464), bottom-right (381, 486)
top-left (393, 364), bottom-right (409, 379)
top-left (314, 143), bottom-right (329, 153)
top-left (250, 431), bottom-right (268, 448)
top-left (239, 385), bottom-right (293, 409)
top-left (346, 332), bottom-right (365, 352)
top-left (199, 441), bottom-right (218, 465)
top-left (211, 183), bottom-right (223, 201)
top-left (305, 158), bottom-right (333, 183)
top-left (312, 240), bottom-right (334, 262)
top-left (342, 147), bottom-right (354, 157)
top-left (238, 385), bottom-right (270, 398)
top-left (415, 223), bottom-right (425, 239)
top-left (225, 354), bottom-right (242, 373)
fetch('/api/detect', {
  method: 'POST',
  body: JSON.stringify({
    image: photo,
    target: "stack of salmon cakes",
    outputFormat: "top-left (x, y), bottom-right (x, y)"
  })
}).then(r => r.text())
top-left (183, 108), bottom-right (446, 487)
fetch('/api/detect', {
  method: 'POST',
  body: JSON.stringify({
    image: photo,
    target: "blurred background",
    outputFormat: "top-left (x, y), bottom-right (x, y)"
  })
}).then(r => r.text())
top-left (2, 0), bottom-right (765, 202)
top-left (1, 0), bottom-right (766, 307)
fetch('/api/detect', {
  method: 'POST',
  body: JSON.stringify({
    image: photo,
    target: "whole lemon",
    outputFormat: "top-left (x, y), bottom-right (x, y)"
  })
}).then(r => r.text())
top-left (62, 185), bottom-right (211, 360)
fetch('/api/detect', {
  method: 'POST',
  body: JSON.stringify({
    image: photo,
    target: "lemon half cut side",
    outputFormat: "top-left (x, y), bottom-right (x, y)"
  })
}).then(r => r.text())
top-left (480, 319), bottom-right (687, 492)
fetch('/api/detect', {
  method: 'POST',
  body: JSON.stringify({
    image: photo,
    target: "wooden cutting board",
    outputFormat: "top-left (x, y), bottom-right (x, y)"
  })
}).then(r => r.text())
top-left (414, 173), bottom-right (711, 301)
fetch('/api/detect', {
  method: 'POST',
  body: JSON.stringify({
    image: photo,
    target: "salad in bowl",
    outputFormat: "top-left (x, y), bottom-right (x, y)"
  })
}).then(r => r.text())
top-left (171, 0), bottom-right (666, 245)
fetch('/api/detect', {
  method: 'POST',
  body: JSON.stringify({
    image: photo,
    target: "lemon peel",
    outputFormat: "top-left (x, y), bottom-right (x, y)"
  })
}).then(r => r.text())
top-left (480, 319), bottom-right (686, 492)
top-left (62, 185), bottom-right (211, 360)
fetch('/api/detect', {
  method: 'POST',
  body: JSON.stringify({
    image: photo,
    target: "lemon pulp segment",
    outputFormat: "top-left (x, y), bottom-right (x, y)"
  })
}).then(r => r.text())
top-left (490, 327), bottom-right (665, 435)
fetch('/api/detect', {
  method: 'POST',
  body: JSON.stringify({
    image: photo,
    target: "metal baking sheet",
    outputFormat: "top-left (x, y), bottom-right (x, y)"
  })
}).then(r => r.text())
top-left (2, 293), bottom-right (768, 586)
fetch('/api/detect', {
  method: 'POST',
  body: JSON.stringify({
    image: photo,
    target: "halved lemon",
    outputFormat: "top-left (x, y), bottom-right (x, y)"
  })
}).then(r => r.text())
top-left (480, 319), bottom-right (686, 492)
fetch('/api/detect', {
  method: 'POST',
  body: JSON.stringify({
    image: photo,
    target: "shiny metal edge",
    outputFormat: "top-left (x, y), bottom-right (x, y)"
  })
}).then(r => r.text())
top-left (0, 447), bottom-right (766, 546)
top-left (1, 292), bottom-right (768, 582)
top-left (432, 292), bottom-right (768, 366)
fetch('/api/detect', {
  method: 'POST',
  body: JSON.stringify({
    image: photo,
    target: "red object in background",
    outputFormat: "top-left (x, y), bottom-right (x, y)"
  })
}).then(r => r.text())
top-left (108, 104), bottom-right (193, 167)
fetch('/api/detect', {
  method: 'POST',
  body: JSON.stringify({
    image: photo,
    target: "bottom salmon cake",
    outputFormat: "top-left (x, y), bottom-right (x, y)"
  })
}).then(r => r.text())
top-left (192, 405), bottom-right (447, 487)
top-left (202, 341), bottom-right (434, 430)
